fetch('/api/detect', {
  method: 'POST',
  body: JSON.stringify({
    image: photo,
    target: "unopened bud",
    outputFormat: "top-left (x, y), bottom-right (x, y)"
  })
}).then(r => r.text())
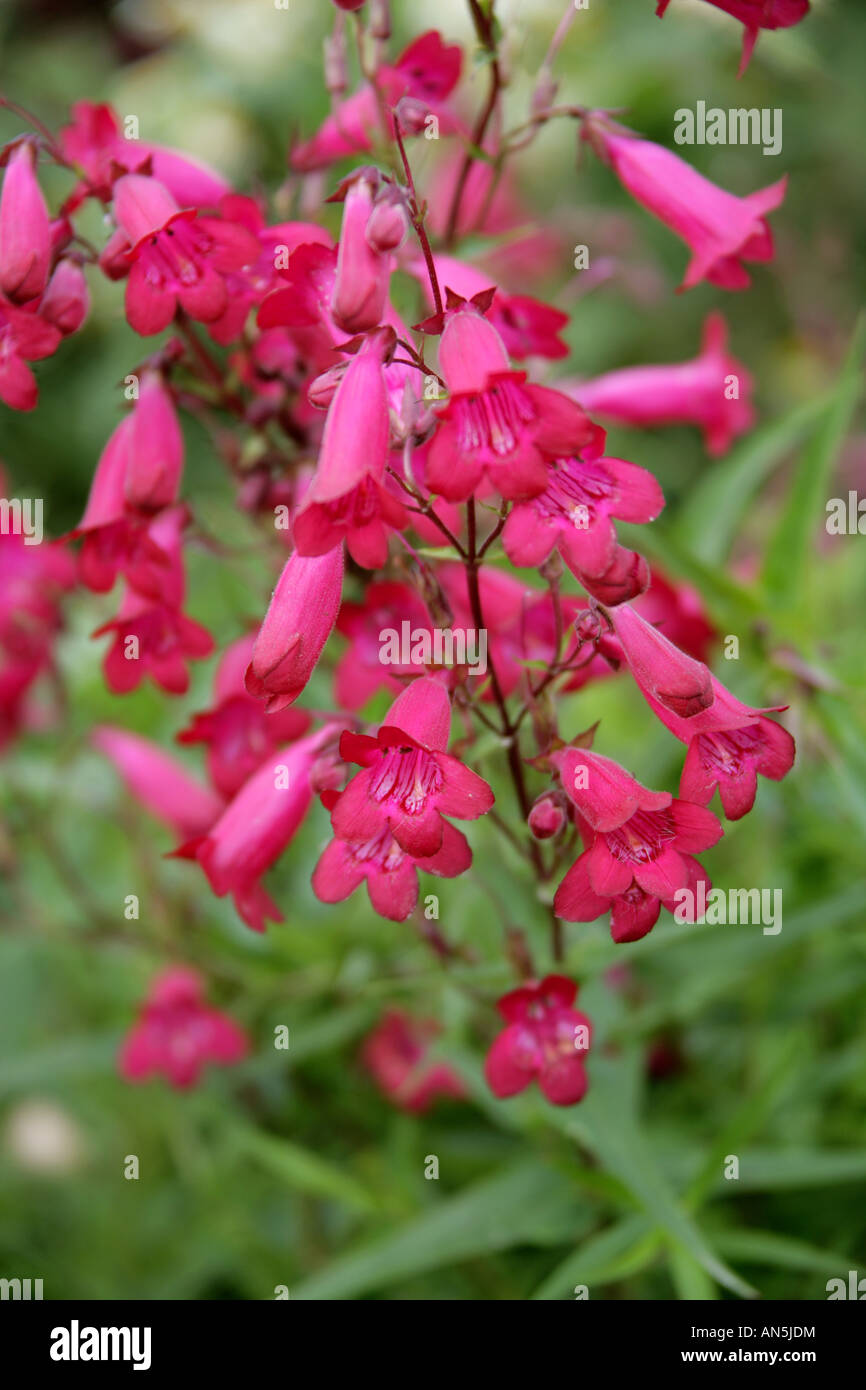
top-left (528, 792), bottom-right (568, 841)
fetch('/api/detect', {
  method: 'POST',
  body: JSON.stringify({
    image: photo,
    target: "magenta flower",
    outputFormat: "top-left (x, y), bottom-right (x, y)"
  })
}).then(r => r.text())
top-left (334, 581), bottom-right (434, 710)
top-left (564, 314), bottom-right (754, 456)
top-left (425, 304), bottom-right (604, 501)
top-left (118, 967), bottom-right (247, 1090)
top-left (551, 748), bottom-right (722, 941)
top-left (485, 976), bottom-right (592, 1106)
top-left (410, 252), bottom-right (569, 361)
top-left (312, 818), bottom-right (472, 922)
top-left (502, 445), bottom-right (664, 584)
top-left (292, 333), bottom-right (408, 568)
top-left (94, 580), bottom-right (213, 696)
top-left (606, 601), bottom-right (715, 718)
top-left (123, 373), bottom-right (184, 511)
top-left (112, 174), bottom-right (260, 335)
top-left (291, 31), bottom-right (463, 171)
top-left (330, 173), bottom-right (405, 335)
top-left (92, 725), bottom-right (223, 840)
top-left (39, 258), bottom-right (90, 336)
top-left (361, 1011), bottom-right (466, 1112)
top-left (587, 121), bottom-right (787, 290)
top-left (329, 676), bottom-right (494, 857)
top-left (0, 142), bottom-right (51, 304)
top-left (657, 1), bottom-right (810, 76)
top-left (176, 727), bottom-right (341, 932)
top-left (244, 546), bottom-right (343, 713)
top-left (0, 295), bottom-right (61, 411)
top-left (633, 569), bottom-right (717, 666)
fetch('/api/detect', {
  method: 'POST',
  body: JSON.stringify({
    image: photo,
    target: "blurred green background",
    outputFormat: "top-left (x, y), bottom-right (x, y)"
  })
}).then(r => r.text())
top-left (1, 0), bottom-right (865, 1300)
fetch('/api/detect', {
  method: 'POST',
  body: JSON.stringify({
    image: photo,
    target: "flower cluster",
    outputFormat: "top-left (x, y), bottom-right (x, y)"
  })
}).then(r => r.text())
top-left (0, 0), bottom-right (803, 1107)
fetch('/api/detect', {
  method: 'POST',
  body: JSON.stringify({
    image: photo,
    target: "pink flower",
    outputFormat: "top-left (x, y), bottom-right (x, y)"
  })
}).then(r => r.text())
top-left (245, 547), bottom-right (343, 713)
top-left (551, 748), bottom-right (722, 942)
top-left (409, 252), bottom-right (569, 360)
top-left (528, 792), bottom-right (568, 841)
top-left (330, 174), bottom-right (405, 335)
top-left (605, 601), bottom-right (715, 718)
top-left (291, 31), bottom-right (462, 171)
top-left (633, 569), bottom-right (717, 666)
top-left (178, 633), bottom-right (311, 799)
top-left (61, 102), bottom-right (231, 208)
top-left (94, 578), bottom-right (213, 696)
top-left (292, 333), bottom-right (408, 568)
top-left (119, 967), bottom-right (247, 1089)
top-left (425, 304), bottom-right (603, 501)
top-left (563, 315), bottom-right (754, 456)
top-left (0, 295), bottom-right (61, 410)
top-left (361, 1011), bottom-right (466, 1112)
top-left (0, 142), bottom-right (51, 303)
top-left (39, 258), bottom-right (90, 336)
top-left (485, 976), bottom-right (592, 1106)
top-left (92, 725), bottom-right (223, 840)
top-left (329, 676), bottom-right (494, 857)
top-left (123, 373), bottom-right (184, 512)
top-left (334, 581), bottom-right (433, 710)
top-left (657, 1), bottom-right (810, 77)
top-left (502, 445), bottom-right (664, 585)
top-left (587, 121), bottom-right (787, 290)
top-left (112, 174), bottom-right (260, 335)
top-left (176, 727), bottom-right (341, 932)
top-left (312, 819), bottom-right (472, 922)
top-left (0, 512), bottom-right (73, 749)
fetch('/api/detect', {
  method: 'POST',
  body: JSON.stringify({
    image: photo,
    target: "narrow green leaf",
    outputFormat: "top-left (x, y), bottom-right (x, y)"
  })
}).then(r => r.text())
top-left (232, 1127), bottom-right (378, 1213)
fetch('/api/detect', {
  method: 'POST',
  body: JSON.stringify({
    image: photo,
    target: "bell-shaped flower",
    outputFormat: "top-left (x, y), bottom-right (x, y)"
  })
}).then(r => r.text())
top-left (119, 967), bottom-right (247, 1089)
top-left (484, 976), bottom-right (592, 1106)
top-left (245, 546), bottom-right (343, 713)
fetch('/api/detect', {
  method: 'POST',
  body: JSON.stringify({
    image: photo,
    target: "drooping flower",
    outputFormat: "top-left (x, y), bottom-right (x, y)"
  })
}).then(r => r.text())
top-left (329, 676), bottom-right (494, 857)
top-left (484, 975), bottom-right (592, 1106)
top-left (176, 726), bottom-right (342, 932)
top-left (551, 748), bottom-right (723, 941)
top-left (656, 1), bottom-right (810, 77)
top-left (119, 967), bottom-right (247, 1089)
top-left (92, 725), bottom-right (223, 840)
top-left (361, 1011), bottom-right (466, 1112)
top-left (244, 546), bottom-right (344, 713)
top-left (586, 120), bottom-right (786, 290)
top-left (425, 303), bottom-right (604, 502)
top-left (330, 173), bottom-right (406, 335)
top-left (605, 601), bottom-right (715, 718)
top-left (292, 331), bottom-right (408, 568)
top-left (0, 142), bottom-right (51, 303)
top-left (112, 174), bottom-right (260, 335)
top-left (291, 31), bottom-right (463, 171)
top-left (39, 258), bottom-right (90, 336)
top-left (633, 569), bottom-right (717, 666)
top-left (178, 633), bottom-right (310, 799)
top-left (562, 314), bottom-right (754, 456)
top-left (0, 295), bottom-right (61, 410)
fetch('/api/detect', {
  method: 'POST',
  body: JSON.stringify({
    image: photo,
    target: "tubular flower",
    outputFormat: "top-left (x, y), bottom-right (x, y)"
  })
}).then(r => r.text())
top-left (551, 749), bottom-right (723, 942)
top-left (330, 173), bottom-right (405, 335)
top-left (292, 332), bottom-right (408, 568)
top-left (361, 1011), bottom-right (466, 1112)
top-left (587, 120), bottom-right (786, 291)
top-left (245, 546), bottom-right (344, 713)
top-left (485, 976), bottom-right (592, 1106)
top-left (92, 726), bottom-right (223, 840)
top-left (119, 968), bottom-right (247, 1089)
top-left (563, 314), bottom-right (754, 456)
top-left (0, 295), bottom-right (61, 411)
top-left (112, 174), bottom-right (260, 335)
top-left (329, 676), bottom-right (494, 857)
top-left (0, 142), bottom-right (51, 303)
top-left (178, 633), bottom-right (311, 799)
top-left (334, 581), bottom-right (434, 710)
top-left (312, 818), bottom-right (472, 922)
top-left (425, 304), bottom-right (604, 501)
top-left (176, 726), bottom-right (343, 932)
top-left (656, 1), bottom-right (810, 77)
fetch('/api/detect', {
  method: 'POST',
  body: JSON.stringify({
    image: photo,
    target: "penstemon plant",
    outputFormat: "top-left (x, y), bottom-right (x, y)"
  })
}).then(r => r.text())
top-left (0, 0), bottom-right (805, 1109)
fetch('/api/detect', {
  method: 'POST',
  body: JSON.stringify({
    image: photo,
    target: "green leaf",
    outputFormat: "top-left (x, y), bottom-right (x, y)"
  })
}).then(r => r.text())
top-left (231, 1127), bottom-right (378, 1214)
top-left (762, 315), bottom-right (866, 608)
top-left (291, 1161), bottom-right (588, 1300)
top-left (715, 1229), bottom-right (858, 1277)
top-left (531, 1215), bottom-right (658, 1300)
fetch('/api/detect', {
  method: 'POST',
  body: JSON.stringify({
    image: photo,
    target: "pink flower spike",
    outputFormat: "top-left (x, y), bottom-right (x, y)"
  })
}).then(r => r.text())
top-left (119, 967), bottom-right (247, 1089)
top-left (588, 122), bottom-right (787, 290)
top-left (0, 142), bottom-right (52, 303)
top-left (245, 546), bottom-right (344, 713)
top-left (562, 314), bottom-right (754, 457)
top-left (607, 602), bottom-right (715, 717)
top-left (330, 676), bottom-right (493, 859)
top-left (92, 725), bottom-right (223, 840)
top-left (484, 976), bottom-right (592, 1106)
